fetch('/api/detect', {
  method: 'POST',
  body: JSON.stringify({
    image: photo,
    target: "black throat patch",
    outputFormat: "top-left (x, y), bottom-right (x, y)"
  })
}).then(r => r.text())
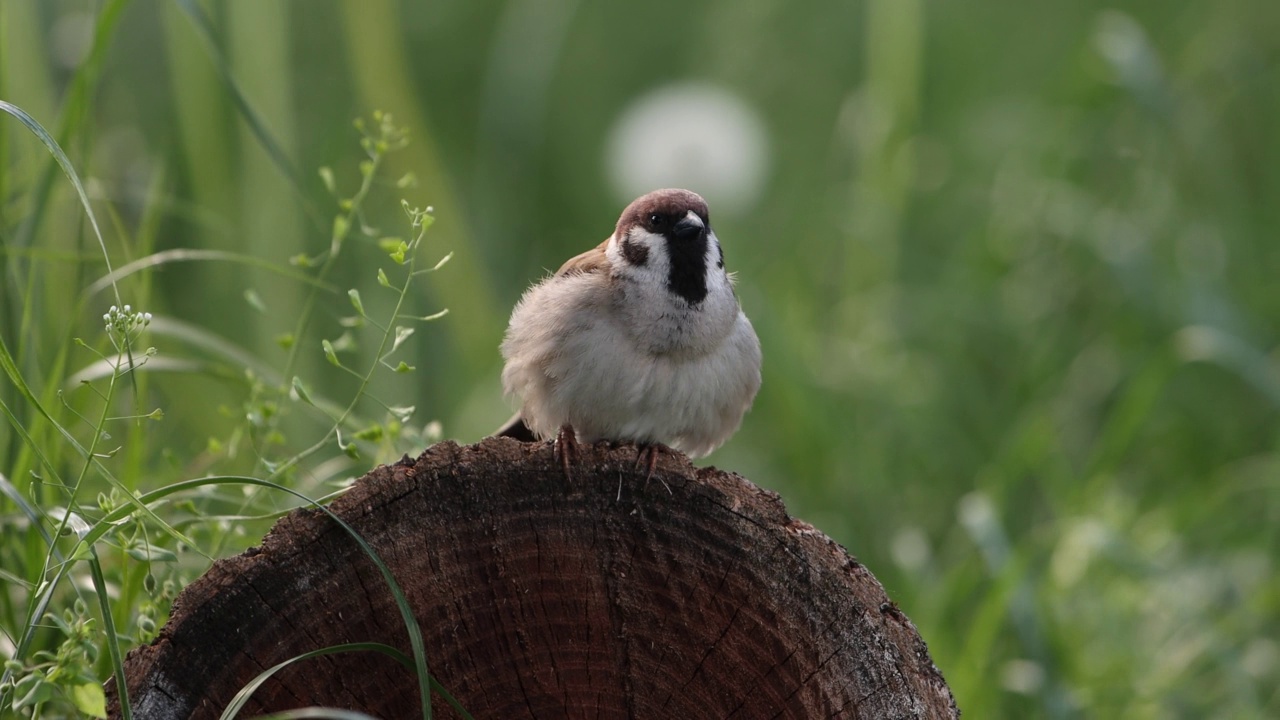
top-left (665, 234), bottom-right (709, 305)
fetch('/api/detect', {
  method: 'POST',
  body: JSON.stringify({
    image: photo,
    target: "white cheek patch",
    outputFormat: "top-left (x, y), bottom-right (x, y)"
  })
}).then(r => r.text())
top-left (709, 230), bottom-right (724, 269)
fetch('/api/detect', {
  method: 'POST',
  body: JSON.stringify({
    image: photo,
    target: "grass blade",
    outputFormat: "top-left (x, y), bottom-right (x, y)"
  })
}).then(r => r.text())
top-left (87, 249), bottom-right (338, 298)
top-left (0, 100), bottom-right (119, 305)
top-left (89, 546), bottom-right (131, 720)
top-left (252, 710), bottom-right (382, 720)
top-left (80, 475), bottom-right (442, 719)
top-left (170, 0), bottom-right (324, 232)
top-left (0, 473), bottom-right (56, 550)
top-left (219, 643), bottom-right (412, 720)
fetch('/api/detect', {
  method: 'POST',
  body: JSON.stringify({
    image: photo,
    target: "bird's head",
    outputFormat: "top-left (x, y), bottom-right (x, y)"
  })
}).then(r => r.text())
top-left (609, 188), bottom-right (723, 306)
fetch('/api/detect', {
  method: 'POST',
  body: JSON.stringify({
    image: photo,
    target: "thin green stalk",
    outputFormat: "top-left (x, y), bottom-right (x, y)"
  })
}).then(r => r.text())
top-left (86, 249), bottom-right (337, 298)
top-left (89, 546), bottom-right (131, 720)
top-left (6, 0), bottom-right (128, 259)
top-left (171, 0), bottom-right (323, 231)
top-left (281, 150), bottom-right (384, 382)
top-left (269, 208), bottom-right (435, 482)
top-left (0, 100), bottom-right (121, 305)
top-left (220, 642), bottom-right (472, 720)
top-left (76, 475), bottom-right (439, 719)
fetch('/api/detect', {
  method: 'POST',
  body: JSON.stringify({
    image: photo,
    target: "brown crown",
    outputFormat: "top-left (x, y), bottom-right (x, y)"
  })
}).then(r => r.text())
top-left (615, 188), bottom-right (710, 237)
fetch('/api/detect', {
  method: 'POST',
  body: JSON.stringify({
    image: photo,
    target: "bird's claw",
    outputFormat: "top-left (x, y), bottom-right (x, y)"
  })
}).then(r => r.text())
top-left (635, 443), bottom-right (674, 495)
top-left (555, 424), bottom-right (579, 479)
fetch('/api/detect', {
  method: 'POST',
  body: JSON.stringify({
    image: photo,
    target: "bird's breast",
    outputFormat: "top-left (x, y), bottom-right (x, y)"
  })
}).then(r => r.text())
top-left (613, 276), bottom-right (739, 358)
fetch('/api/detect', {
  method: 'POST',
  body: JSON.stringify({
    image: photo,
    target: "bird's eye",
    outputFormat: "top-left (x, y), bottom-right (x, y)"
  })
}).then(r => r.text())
top-left (648, 213), bottom-right (665, 228)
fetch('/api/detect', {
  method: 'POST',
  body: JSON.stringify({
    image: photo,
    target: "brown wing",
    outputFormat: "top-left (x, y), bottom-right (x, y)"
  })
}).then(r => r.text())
top-left (555, 238), bottom-right (611, 277)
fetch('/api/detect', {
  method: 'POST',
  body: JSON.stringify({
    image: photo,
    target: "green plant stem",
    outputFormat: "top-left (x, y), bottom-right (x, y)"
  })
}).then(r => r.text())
top-left (89, 546), bottom-right (131, 720)
top-left (281, 152), bottom-right (384, 383)
top-left (269, 219), bottom-right (427, 482)
top-left (73, 475), bottom-right (437, 719)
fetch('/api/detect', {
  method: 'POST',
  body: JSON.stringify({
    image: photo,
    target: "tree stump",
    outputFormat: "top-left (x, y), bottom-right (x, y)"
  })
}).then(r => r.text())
top-left (109, 438), bottom-right (958, 719)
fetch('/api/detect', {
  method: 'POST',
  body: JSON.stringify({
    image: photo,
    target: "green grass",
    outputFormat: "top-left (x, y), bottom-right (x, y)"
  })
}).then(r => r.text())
top-left (2, 1), bottom-right (1279, 718)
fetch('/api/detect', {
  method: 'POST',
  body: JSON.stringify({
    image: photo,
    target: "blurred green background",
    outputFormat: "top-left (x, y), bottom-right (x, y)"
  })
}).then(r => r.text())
top-left (3, 0), bottom-right (1279, 717)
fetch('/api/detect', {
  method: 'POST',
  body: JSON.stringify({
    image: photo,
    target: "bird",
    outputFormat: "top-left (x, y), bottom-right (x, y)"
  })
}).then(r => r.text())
top-left (495, 188), bottom-right (761, 475)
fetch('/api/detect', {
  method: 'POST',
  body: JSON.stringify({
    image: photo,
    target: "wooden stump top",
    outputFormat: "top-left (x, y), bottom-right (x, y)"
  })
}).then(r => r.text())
top-left (110, 438), bottom-right (957, 719)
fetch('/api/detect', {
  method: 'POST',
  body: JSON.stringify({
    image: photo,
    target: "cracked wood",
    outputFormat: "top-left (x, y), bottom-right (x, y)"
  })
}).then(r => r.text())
top-left (108, 438), bottom-right (958, 719)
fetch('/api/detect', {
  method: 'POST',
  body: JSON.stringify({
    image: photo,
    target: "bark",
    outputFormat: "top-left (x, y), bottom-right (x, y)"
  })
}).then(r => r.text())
top-left (109, 438), bottom-right (958, 719)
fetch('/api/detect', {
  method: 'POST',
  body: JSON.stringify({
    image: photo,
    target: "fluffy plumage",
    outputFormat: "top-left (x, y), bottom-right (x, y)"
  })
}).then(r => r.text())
top-left (499, 188), bottom-right (761, 458)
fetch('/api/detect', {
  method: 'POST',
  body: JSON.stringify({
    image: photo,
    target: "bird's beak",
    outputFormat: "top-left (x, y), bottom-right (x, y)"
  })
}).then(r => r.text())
top-left (672, 214), bottom-right (706, 240)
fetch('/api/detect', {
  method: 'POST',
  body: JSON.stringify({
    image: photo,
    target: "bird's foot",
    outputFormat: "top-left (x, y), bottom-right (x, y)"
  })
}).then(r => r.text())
top-left (554, 424), bottom-right (579, 479)
top-left (635, 443), bottom-right (675, 495)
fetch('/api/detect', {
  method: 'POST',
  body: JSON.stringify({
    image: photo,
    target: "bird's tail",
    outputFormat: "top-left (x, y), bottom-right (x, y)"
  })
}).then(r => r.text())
top-left (492, 413), bottom-right (537, 442)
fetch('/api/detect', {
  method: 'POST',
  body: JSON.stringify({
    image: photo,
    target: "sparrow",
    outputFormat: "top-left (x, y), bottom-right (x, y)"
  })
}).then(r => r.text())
top-left (496, 188), bottom-right (761, 472)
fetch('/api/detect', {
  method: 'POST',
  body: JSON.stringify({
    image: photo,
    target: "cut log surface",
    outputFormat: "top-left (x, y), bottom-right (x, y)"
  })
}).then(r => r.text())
top-left (110, 438), bottom-right (958, 719)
